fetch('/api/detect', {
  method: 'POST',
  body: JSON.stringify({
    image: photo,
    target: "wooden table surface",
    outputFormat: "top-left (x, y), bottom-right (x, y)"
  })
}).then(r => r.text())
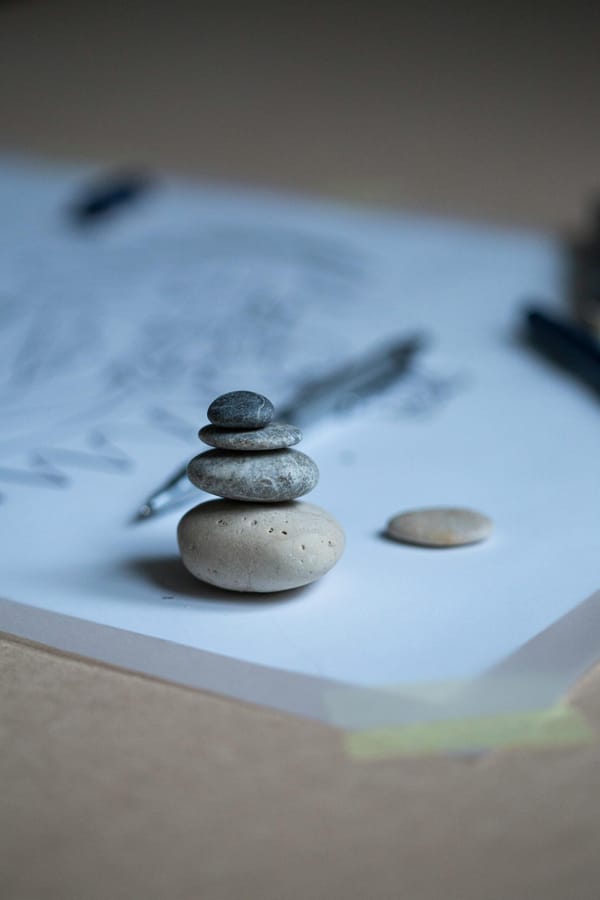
top-left (2, 3), bottom-right (600, 898)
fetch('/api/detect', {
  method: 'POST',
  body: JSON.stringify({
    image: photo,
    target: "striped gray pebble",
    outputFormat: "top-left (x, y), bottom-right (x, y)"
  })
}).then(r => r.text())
top-left (386, 507), bottom-right (493, 547)
top-left (187, 448), bottom-right (319, 502)
top-left (199, 422), bottom-right (302, 451)
top-left (207, 391), bottom-right (274, 429)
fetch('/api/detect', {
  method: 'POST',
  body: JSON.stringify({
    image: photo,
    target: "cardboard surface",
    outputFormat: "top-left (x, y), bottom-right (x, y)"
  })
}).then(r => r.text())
top-left (2, 2), bottom-right (600, 896)
top-left (2, 634), bottom-right (600, 900)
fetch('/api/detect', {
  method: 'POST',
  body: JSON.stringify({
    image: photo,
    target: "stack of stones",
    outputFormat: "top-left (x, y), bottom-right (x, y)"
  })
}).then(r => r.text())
top-left (177, 391), bottom-right (344, 593)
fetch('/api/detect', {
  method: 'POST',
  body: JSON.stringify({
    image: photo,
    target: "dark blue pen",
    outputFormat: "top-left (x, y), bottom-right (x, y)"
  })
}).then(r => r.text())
top-left (70, 169), bottom-right (152, 224)
top-left (525, 307), bottom-right (600, 396)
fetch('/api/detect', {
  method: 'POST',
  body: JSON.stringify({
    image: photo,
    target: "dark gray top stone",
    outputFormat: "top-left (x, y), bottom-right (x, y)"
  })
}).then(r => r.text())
top-left (187, 448), bottom-right (319, 502)
top-left (199, 422), bottom-right (302, 451)
top-left (207, 391), bottom-right (274, 429)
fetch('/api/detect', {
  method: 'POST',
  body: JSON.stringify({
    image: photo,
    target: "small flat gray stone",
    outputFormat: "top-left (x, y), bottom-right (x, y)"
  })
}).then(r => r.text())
top-left (187, 448), bottom-right (319, 502)
top-left (178, 500), bottom-right (344, 592)
top-left (207, 391), bottom-right (274, 429)
top-left (386, 507), bottom-right (493, 547)
top-left (199, 422), bottom-right (302, 451)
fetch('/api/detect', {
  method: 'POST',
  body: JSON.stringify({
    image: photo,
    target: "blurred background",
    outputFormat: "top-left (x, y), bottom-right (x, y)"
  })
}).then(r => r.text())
top-left (1, 0), bottom-right (600, 230)
top-left (2, 6), bottom-right (600, 899)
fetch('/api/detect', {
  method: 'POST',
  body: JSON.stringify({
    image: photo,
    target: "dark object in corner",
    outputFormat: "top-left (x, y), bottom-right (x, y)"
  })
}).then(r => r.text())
top-left (569, 201), bottom-right (600, 336)
top-left (525, 307), bottom-right (600, 397)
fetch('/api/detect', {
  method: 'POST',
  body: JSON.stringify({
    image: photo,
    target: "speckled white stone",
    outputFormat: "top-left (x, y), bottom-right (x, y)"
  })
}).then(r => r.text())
top-left (177, 500), bottom-right (345, 592)
top-left (386, 507), bottom-right (493, 547)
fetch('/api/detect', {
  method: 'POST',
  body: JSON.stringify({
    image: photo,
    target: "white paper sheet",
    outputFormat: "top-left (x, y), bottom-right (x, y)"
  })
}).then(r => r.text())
top-left (1, 157), bottom-right (598, 726)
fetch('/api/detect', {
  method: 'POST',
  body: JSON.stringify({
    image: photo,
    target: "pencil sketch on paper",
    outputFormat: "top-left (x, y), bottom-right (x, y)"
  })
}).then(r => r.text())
top-left (0, 188), bottom-right (462, 504)
top-left (3, 158), bottom-right (596, 732)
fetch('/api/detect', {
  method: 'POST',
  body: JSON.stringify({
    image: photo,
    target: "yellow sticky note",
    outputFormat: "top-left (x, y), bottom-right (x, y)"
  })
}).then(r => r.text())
top-left (345, 705), bottom-right (593, 760)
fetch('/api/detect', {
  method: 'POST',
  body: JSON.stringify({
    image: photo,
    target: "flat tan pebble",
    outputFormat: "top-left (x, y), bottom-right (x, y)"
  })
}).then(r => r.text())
top-left (386, 506), bottom-right (493, 547)
top-left (178, 499), bottom-right (345, 592)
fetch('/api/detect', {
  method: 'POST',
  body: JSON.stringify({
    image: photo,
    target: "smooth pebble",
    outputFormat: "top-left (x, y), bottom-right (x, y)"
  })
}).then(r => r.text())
top-left (386, 506), bottom-right (493, 547)
top-left (207, 390), bottom-right (274, 429)
top-left (187, 448), bottom-right (319, 502)
top-left (178, 500), bottom-right (345, 592)
top-left (199, 422), bottom-right (302, 451)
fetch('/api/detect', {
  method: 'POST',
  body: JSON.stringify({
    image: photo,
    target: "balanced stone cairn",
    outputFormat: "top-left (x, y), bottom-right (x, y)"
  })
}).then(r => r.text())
top-left (177, 391), bottom-right (345, 592)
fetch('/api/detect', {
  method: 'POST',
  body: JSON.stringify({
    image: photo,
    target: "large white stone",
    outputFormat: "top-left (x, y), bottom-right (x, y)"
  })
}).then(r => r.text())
top-left (178, 499), bottom-right (344, 592)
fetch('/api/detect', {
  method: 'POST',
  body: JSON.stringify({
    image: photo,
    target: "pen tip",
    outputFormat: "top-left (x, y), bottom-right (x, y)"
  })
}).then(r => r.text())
top-left (132, 503), bottom-right (153, 523)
